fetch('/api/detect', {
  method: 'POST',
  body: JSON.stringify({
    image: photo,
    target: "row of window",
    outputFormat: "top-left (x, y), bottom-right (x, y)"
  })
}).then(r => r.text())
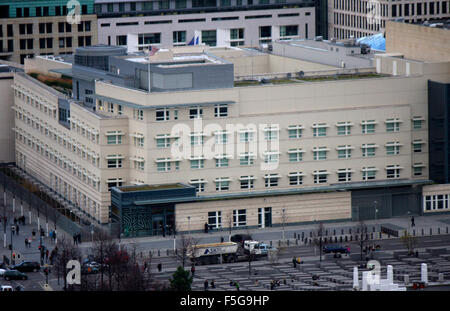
top-left (12, 5), bottom-right (90, 18)
top-left (13, 86), bottom-right (57, 120)
top-left (186, 166), bottom-right (414, 193)
top-left (15, 128), bottom-right (101, 192)
top-left (14, 103), bottom-right (101, 170)
top-left (96, 0), bottom-right (299, 14)
top-left (424, 194), bottom-right (450, 211)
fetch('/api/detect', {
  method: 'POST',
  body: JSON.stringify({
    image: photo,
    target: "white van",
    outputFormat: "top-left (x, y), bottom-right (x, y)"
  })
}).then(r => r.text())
top-left (0, 285), bottom-right (14, 291)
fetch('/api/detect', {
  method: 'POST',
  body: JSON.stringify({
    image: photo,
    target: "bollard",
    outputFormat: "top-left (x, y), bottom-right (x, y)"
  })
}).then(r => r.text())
top-left (287, 239), bottom-right (290, 246)
top-left (158, 249), bottom-right (160, 257)
top-left (438, 227), bottom-right (441, 234)
top-left (296, 239), bottom-right (298, 245)
top-left (345, 236), bottom-right (347, 242)
top-left (350, 235), bottom-right (353, 241)
top-left (371, 233), bottom-right (373, 240)
top-left (294, 233), bottom-right (297, 239)
top-left (270, 240), bottom-right (273, 247)
top-left (333, 229), bottom-right (336, 236)
top-left (334, 236), bottom-right (337, 243)
top-left (166, 249), bottom-right (169, 256)
top-left (325, 230), bottom-right (328, 236)
top-left (349, 229), bottom-right (352, 234)
top-left (372, 226), bottom-right (375, 233)
top-left (341, 229), bottom-right (344, 235)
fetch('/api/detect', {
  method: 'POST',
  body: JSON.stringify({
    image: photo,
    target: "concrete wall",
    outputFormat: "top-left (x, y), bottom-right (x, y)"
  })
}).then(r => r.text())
top-left (386, 21), bottom-right (450, 63)
top-left (175, 191), bottom-right (351, 232)
top-left (24, 57), bottom-right (72, 78)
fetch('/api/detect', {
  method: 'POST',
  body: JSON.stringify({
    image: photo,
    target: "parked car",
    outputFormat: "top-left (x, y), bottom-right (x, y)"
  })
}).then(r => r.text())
top-left (231, 234), bottom-right (252, 246)
top-left (323, 245), bottom-right (350, 254)
top-left (0, 285), bottom-right (13, 291)
top-left (3, 270), bottom-right (27, 281)
top-left (9, 261), bottom-right (40, 272)
top-left (257, 243), bottom-right (276, 256)
top-left (81, 262), bottom-right (101, 274)
top-left (0, 269), bottom-right (7, 276)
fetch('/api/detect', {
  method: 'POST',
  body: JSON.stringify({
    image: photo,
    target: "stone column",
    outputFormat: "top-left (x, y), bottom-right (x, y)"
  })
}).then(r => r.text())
top-left (387, 265), bottom-right (394, 284)
top-left (353, 266), bottom-right (359, 289)
top-left (421, 263), bottom-right (428, 284)
top-left (362, 271), bottom-right (369, 291)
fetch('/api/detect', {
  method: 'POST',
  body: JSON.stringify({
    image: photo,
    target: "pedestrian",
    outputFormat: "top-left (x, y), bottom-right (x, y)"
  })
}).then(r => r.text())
top-left (13, 218), bottom-right (17, 225)
top-left (270, 280), bottom-right (275, 290)
top-left (191, 264), bottom-right (196, 277)
top-left (157, 263), bottom-right (162, 272)
top-left (235, 281), bottom-right (239, 291)
top-left (16, 225), bottom-right (19, 235)
top-left (45, 249), bottom-right (49, 263)
top-left (411, 216), bottom-right (415, 227)
top-left (24, 238), bottom-right (28, 248)
top-left (73, 234), bottom-right (77, 245)
top-left (204, 222), bottom-right (209, 234)
top-left (11, 226), bottom-right (15, 236)
top-left (143, 261), bottom-right (148, 271)
top-left (204, 279), bottom-right (209, 291)
top-left (292, 256), bottom-right (297, 268)
top-left (32, 229), bottom-right (36, 237)
top-left (211, 279), bottom-right (215, 289)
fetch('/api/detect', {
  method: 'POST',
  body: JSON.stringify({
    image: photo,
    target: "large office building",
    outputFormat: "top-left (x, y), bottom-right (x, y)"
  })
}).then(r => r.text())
top-left (328, 0), bottom-right (450, 40)
top-left (94, 0), bottom-right (316, 50)
top-left (0, 0), bottom-right (98, 64)
top-left (11, 19), bottom-right (450, 236)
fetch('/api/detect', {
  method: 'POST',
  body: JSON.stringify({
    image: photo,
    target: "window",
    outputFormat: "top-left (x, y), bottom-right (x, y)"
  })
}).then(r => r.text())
top-left (313, 147), bottom-right (328, 160)
top-left (201, 30), bottom-right (217, 47)
top-left (386, 165), bottom-right (401, 179)
top-left (107, 132), bottom-right (122, 145)
top-left (413, 165), bottom-right (423, 176)
top-left (156, 159), bottom-right (171, 172)
top-left (215, 131), bottom-right (228, 144)
top-left (362, 167), bottom-right (377, 180)
top-left (190, 133), bottom-right (204, 146)
top-left (107, 179), bottom-right (123, 190)
top-left (239, 129), bottom-right (254, 142)
top-left (215, 156), bottom-right (229, 168)
top-left (233, 209), bottom-right (246, 227)
top-left (156, 135), bottom-right (170, 148)
top-left (313, 171), bottom-right (328, 184)
top-left (413, 117), bottom-right (424, 130)
top-left (280, 25), bottom-right (298, 37)
top-left (239, 176), bottom-right (255, 189)
top-left (313, 123), bottom-right (327, 137)
top-left (107, 157), bottom-right (123, 168)
top-left (264, 151), bottom-right (279, 164)
top-left (362, 144), bottom-right (376, 157)
top-left (214, 104), bottom-right (228, 117)
top-left (337, 145), bottom-right (352, 159)
top-left (133, 135), bottom-right (144, 147)
top-left (118, 105), bottom-right (123, 115)
top-left (259, 26), bottom-right (271, 38)
top-left (413, 140), bottom-right (424, 153)
top-left (156, 108), bottom-right (170, 121)
top-left (190, 179), bottom-right (206, 192)
top-left (116, 35), bottom-right (127, 46)
top-left (208, 211), bottom-right (222, 229)
top-left (173, 31), bottom-right (186, 44)
top-left (190, 159), bottom-right (204, 169)
top-left (386, 142), bottom-right (401, 155)
top-left (289, 172), bottom-right (304, 186)
top-left (385, 118), bottom-right (401, 132)
top-left (288, 125), bottom-right (303, 139)
top-left (215, 178), bottom-right (230, 191)
top-left (337, 122), bottom-right (352, 135)
top-left (230, 28), bottom-right (244, 45)
top-left (176, 0), bottom-right (187, 9)
top-left (288, 149), bottom-right (303, 162)
top-left (138, 33), bottom-right (161, 45)
top-left (264, 126), bottom-right (279, 140)
top-left (240, 153), bottom-right (254, 166)
top-left (134, 109), bottom-right (144, 120)
top-left (361, 120), bottom-right (376, 134)
top-left (159, 0), bottom-right (170, 9)
top-left (337, 169), bottom-right (352, 182)
top-left (189, 106), bottom-right (203, 119)
top-left (142, 1), bottom-right (153, 10)
top-left (264, 174), bottom-right (279, 187)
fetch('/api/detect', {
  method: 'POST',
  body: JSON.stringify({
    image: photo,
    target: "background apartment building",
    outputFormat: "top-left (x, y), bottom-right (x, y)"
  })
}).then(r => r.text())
top-left (94, 0), bottom-right (315, 50)
top-left (328, 0), bottom-right (450, 40)
top-left (0, 0), bottom-right (98, 64)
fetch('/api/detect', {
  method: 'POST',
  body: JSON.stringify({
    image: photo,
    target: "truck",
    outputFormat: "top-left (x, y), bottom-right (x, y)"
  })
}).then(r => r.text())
top-left (244, 241), bottom-right (276, 257)
top-left (188, 242), bottom-right (240, 265)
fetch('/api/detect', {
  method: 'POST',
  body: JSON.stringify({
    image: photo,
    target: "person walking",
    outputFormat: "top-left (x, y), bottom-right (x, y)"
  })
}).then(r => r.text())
top-left (235, 281), bottom-right (240, 291)
top-left (45, 249), bottom-right (49, 263)
top-left (191, 264), bottom-right (196, 277)
top-left (292, 256), bottom-right (297, 268)
top-left (204, 279), bottom-right (209, 291)
top-left (211, 280), bottom-right (215, 289)
top-left (157, 263), bottom-right (162, 272)
top-left (24, 238), bottom-right (28, 248)
top-left (411, 216), bottom-right (415, 227)
top-left (73, 234), bottom-right (77, 245)
top-left (16, 225), bottom-right (19, 235)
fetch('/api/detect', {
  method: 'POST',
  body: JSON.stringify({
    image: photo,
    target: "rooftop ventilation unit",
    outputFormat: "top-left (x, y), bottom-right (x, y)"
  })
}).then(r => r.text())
top-left (314, 36), bottom-right (323, 41)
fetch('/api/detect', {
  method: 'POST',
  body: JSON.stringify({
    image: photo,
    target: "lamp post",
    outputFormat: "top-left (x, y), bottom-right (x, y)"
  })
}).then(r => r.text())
top-left (281, 208), bottom-right (286, 241)
top-left (187, 216), bottom-right (191, 236)
top-left (10, 225), bottom-right (13, 263)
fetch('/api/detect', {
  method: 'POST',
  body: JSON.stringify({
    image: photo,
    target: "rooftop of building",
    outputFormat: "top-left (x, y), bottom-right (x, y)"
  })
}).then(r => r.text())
top-left (116, 183), bottom-right (192, 193)
top-left (412, 18), bottom-right (450, 30)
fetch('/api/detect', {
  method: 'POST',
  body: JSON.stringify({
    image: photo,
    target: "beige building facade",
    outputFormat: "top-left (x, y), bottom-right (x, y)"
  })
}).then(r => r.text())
top-left (328, 0), bottom-right (450, 39)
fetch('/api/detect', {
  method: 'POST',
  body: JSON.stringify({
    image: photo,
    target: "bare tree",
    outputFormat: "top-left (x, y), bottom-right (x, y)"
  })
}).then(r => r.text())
top-left (174, 234), bottom-right (199, 268)
top-left (54, 235), bottom-right (81, 291)
top-left (280, 208), bottom-right (288, 241)
top-left (400, 230), bottom-right (418, 256)
top-left (92, 230), bottom-right (118, 290)
top-left (312, 222), bottom-right (325, 262)
top-left (354, 221), bottom-right (370, 261)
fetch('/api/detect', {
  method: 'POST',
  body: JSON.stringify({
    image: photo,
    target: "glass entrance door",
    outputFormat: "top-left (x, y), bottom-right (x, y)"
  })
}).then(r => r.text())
top-left (258, 207), bottom-right (272, 228)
